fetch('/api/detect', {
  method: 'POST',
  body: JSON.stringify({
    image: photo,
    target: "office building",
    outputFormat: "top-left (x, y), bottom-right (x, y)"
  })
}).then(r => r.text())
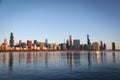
top-left (92, 42), bottom-right (99, 51)
top-left (100, 41), bottom-right (103, 50)
top-left (45, 39), bottom-right (48, 48)
top-left (64, 38), bottom-right (66, 44)
top-left (19, 40), bottom-right (22, 47)
top-left (73, 39), bottom-right (80, 50)
top-left (87, 34), bottom-right (91, 50)
top-left (100, 41), bottom-right (107, 50)
top-left (27, 40), bottom-right (32, 49)
top-left (4, 38), bottom-right (8, 46)
top-left (103, 43), bottom-right (107, 50)
top-left (112, 42), bottom-right (115, 51)
top-left (34, 40), bottom-right (37, 45)
top-left (61, 43), bottom-right (67, 50)
top-left (87, 34), bottom-right (91, 45)
top-left (66, 39), bottom-right (70, 50)
top-left (9, 32), bottom-right (14, 47)
top-left (21, 43), bottom-right (26, 49)
top-left (69, 35), bottom-right (73, 49)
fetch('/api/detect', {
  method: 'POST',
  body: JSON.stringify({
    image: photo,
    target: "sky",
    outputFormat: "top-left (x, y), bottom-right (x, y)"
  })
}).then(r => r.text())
top-left (0, 0), bottom-right (120, 49)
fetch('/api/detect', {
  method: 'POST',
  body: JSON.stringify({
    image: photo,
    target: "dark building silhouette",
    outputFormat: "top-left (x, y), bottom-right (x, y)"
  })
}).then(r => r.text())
top-left (9, 32), bottom-right (14, 47)
top-left (34, 40), bottom-right (37, 45)
top-left (87, 34), bottom-right (91, 50)
top-left (100, 41), bottom-right (107, 50)
top-left (60, 43), bottom-right (67, 50)
top-left (21, 42), bottom-right (26, 48)
top-left (100, 41), bottom-right (103, 50)
top-left (69, 35), bottom-right (73, 49)
top-left (87, 34), bottom-right (91, 45)
top-left (9, 52), bottom-right (13, 74)
top-left (45, 39), bottom-right (48, 48)
top-left (73, 39), bottom-right (80, 50)
top-left (112, 42), bottom-right (115, 51)
top-left (103, 43), bottom-right (107, 50)
top-left (66, 39), bottom-right (70, 50)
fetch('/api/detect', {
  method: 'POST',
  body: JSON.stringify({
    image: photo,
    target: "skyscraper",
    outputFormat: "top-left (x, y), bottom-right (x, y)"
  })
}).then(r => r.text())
top-left (73, 39), bottom-right (80, 50)
top-left (4, 38), bottom-right (8, 46)
top-left (87, 34), bottom-right (91, 45)
top-left (103, 43), bottom-right (107, 50)
top-left (92, 42), bottom-right (99, 51)
top-left (9, 32), bottom-right (14, 47)
top-left (112, 42), bottom-right (115, 51)
top-left (87, 34), bottom-right (91, 50)
top-left (66, 39), bottom-right (70, 50)
top-left (100, 41), bottom-right (103, 50)
top-left (27, 40), bottom-right (32, 49)
top-left (64, 38), bottom-right (66, 44)
top-left (45, 39), bottom-right (48, 48)
top-left (69, 35), bottom-right (73, 49)
top-left (34, 40), bottom-right (37, 45)
top-left (19, 40), bottom-right (22, 47)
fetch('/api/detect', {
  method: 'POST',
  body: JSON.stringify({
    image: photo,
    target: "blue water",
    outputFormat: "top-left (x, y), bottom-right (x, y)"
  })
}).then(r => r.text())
top-left (0, 51), bottom-right (120, 80)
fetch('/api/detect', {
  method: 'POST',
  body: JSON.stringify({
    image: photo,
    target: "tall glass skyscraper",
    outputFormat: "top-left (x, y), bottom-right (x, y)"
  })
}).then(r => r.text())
top-left (69, 35), bottom-right (73, 49)
top-left (87, 34), bottom-right (91, 45)
top-left (9, 32), bottom-right (14, 47)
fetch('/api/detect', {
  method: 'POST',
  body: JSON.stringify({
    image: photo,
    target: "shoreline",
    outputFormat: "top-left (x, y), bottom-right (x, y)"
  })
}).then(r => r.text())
top-left (0, 50), bottom-right (120, 52)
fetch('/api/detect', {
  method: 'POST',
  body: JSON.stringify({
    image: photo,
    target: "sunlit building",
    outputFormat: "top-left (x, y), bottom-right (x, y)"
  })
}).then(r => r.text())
top-left (19, 40), bottom-right (22, 47)
top-left (92, 42), bottom-right (99, 51)
top-left (0, 44), bottom-right (1, 50)
top-left (27, 40), bottom-right (32, 49)
top-left (4, 38), bottom-right (8, 46)
top-left (4, 38), bottom-right (9, 50)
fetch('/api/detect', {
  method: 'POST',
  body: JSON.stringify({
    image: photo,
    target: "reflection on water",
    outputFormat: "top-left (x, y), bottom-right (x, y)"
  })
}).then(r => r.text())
top-left (0, 51), bottom-right (120, 80)
top-left (9, 52), bottom-right (13, 75)
top-left (0, 51), bottom-right (120, 70)
top-left (113, 52), bottom-right (116, 63)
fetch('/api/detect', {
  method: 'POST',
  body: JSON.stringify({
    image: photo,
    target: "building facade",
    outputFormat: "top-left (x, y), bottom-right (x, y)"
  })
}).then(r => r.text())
top-left (69, 35), bottom-right (73, 49)
top-left (92, 42), bottom-right (99, 51)
top-left (9, 32), bottom-right (14, 47)
top-left (73, 39), bottom-right (80, 50)
top-left (112, 42), bottom-right (115, 51)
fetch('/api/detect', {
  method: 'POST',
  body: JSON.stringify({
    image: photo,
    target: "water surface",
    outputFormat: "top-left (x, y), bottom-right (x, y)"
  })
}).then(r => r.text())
top-left (0, 51), bottom-right (120, 80)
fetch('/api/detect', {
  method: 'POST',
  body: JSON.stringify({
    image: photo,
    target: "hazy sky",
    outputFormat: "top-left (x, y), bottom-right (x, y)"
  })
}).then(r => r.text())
top-left (0, 0), bottom-right (120, 49)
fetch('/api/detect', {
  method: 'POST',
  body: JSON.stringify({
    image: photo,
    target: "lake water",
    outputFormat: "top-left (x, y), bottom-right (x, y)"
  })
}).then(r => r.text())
top-left (0, 51), bottom-right (120, 80)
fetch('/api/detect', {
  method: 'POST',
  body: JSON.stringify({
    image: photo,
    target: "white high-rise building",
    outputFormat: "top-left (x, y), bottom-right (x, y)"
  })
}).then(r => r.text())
top-left (64, 38), bottom-right (66, 44)
top-left (4, 38), bottom-right (8, 46)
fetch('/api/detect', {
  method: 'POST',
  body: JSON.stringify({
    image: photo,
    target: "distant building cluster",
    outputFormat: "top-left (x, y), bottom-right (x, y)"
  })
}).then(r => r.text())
top-left (0, 32), bottom-right (116, 51)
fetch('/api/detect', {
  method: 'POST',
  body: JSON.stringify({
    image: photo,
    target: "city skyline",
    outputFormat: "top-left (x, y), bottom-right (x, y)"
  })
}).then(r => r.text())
top-left (0, 0), bottom-right (120, 49)
top-left (0, 32), bottom-right (116, 51)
